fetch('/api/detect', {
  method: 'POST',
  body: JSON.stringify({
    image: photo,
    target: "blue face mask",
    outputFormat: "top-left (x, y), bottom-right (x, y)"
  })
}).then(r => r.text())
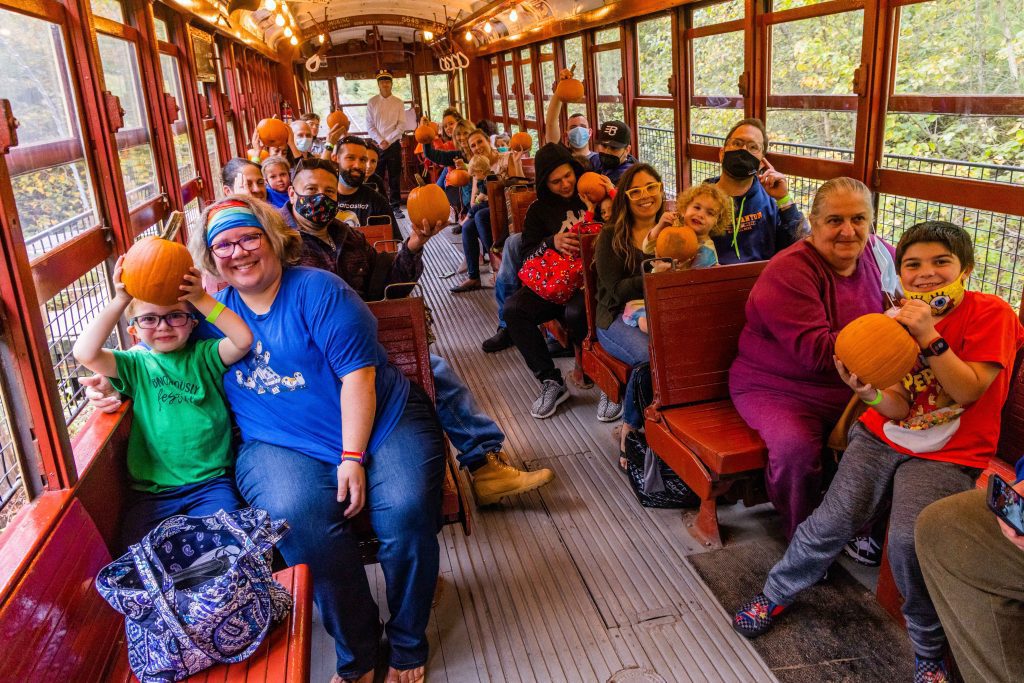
top-left (295, 137), bottom-right (313, 153)
top-left (497, 146), bottom-right (509, 153)
top-left (567, 127), bottom-right (591, 149)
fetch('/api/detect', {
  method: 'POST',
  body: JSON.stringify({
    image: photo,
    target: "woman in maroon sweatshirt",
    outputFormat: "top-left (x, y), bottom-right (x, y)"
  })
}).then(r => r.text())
top-left (729, 177), bottom-right (892, 539)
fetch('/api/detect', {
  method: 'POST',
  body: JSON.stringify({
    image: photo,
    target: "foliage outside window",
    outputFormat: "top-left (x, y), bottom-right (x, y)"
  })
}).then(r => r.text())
top-left (309, 80), bottom-right (331, 124)
top-left (504, 63), bottom-right (519, 120)
top-left (491, 66), bottom-right (503, 117)
top-left (160, 54), bottom-right (196, 182)
top-left (883, 0), bottom-right (1024, 184)
top-left (636, 16), bottom-right (672, 96)
top-left (97, 34), bottom-right (159, 206)
top-left (520, 57), bottom-right (535, 120)
top-left (594, 28), bottom-right (619, 45)
top-left (691, 0), bottom-right (743, 28)
top-left (3, 12), bottom-right (101, 258)
top-left (689, 30), bottom-right (744, 141)
top-left (595, 48), bottom-right (623, 123)
top-left (423, 73), bottom-right (450, 121)
top-left (90, 0), bottom-right (124, 23)
top-left (563, 35), bottom-right (584, 84)
top-left (637, 107), bottom-right (677, 198)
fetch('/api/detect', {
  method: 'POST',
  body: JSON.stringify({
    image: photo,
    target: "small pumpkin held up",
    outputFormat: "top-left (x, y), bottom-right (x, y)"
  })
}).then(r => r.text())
top-left (835, 313), bottom-right (920, 389)
top-left (121, 235), bottom-right (194, 306)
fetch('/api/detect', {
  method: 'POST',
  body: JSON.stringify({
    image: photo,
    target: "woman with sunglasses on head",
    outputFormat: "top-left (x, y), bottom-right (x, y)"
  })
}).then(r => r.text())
top-left (593, 164), bottom-right (677, 464)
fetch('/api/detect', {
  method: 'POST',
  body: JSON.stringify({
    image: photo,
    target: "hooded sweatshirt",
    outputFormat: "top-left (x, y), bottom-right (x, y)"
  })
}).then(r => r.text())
top-left (520, 143), bottom-right (588, 258)
top-left (705, 175), bottom-right (807, 265)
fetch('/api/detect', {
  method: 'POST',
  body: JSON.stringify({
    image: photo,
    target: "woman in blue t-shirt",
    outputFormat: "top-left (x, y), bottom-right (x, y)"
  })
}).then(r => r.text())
top-left (188, 196), bottom-right (445, 683)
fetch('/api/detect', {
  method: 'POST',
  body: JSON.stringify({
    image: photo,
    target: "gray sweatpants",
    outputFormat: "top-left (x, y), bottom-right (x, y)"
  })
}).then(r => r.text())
top-left (763, 423), bottom-right (979, 658)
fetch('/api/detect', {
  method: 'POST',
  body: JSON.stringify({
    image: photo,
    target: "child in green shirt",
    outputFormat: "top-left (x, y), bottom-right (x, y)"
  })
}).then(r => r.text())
top-left (73, 256), bottom-right (253, 546)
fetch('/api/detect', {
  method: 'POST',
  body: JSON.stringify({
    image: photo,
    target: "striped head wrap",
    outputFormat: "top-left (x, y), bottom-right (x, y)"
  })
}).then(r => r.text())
top-left (206, 200), bottom-right (264, 246)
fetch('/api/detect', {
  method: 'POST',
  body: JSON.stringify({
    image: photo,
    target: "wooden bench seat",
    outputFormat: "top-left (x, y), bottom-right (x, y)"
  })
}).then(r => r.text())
top-left (642, 261), bottom-right (768, 548)
top-left (0, 498), bottom-right (312, 683)
top-left (658, 401), bottom-right (767, 476)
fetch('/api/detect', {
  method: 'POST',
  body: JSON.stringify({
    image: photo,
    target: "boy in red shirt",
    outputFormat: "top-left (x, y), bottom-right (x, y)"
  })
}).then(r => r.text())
top-left (731, 221), bottom-right (1024, 683)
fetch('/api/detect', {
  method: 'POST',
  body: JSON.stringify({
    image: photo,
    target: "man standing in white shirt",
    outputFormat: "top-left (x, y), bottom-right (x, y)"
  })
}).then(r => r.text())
top-left (367, 69), bottom-right (406, 218)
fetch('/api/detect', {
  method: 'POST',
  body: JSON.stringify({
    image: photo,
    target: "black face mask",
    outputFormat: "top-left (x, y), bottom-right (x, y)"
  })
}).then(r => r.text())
top-left (722, 149), bottom-right (761, 179)
top-left (340, 168), bottom-right (364, 188)
top-left (599, 152), bottom-right (623, 170)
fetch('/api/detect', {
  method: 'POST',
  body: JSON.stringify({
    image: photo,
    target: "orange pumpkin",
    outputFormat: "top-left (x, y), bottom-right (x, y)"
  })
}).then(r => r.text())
top-left (577, 172), bottom-right (607, 203)
top-left (407, 184), bottom-right (451, 229)
top-left (446, 169), bottom-right (471, 187)
top-left (509, 131), bottom-right (532, 152)
top-left (256, 118), bottom-right (290, 148)
top-left (655, 226), bottom-right (699, 263)
top-left (121, 236), bottom-right (194, 306)
top-left (554, 65), bottom-right (585, 103)
top-left (247, 148), bottom-right (269, 162)
top-left (415, 122), bottom-right (437, 144)
top-left (326, 109), bottom-right (349, 129)
top-left (835, 313), bottom-right (919, 389)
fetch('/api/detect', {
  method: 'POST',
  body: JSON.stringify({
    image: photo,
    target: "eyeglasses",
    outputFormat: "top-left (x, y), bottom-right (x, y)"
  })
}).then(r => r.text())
top-left (624, 182), bottom-right (663, 201)
top-left (211, 232), bottom-right (263, 258)
top-left (130, 312), bottom-right (195, 329)
top-left (725, 138), bottom-right (763, 154)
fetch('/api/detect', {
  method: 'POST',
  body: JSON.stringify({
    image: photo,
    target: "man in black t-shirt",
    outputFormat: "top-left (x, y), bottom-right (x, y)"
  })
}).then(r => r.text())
top-left (334, 136), bottom-right (399, 239)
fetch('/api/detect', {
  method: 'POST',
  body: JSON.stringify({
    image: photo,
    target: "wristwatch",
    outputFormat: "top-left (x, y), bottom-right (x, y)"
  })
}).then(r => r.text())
top-left (324, 142), bottom-right (335, 151)
top-left (921, 336), bottom-right (950, 358)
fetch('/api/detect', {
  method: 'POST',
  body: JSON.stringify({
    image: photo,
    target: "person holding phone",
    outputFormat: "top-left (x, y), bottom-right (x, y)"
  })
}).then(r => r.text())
top-left (916, 459), bottom-right (1024, 683)
top-left (731, 221), bottom-right (1024, 683)
top-left (706, 118), bottom-right (808, 264)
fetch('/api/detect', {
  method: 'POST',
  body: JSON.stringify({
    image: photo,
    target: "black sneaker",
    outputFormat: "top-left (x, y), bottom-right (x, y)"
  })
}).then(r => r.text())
top-left (843, 534), bottom-right (883, 567)
top-left (451, 224), bottom-right (463, 235)
top-left (482, 326), bottom-right (512, 353)
top-left (546, 337), bottom-right (573, 358)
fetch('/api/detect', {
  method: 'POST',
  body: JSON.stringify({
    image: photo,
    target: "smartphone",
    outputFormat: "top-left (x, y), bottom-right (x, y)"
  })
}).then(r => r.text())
top-left (986, 474), bottom-right (1024, 536)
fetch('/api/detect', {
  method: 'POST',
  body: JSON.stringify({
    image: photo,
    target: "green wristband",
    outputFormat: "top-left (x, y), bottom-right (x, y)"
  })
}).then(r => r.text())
top-left (205, 301), bottom-right (226, 324)
top-left (862, 389), bottom-right (883, 406)
top-left (778, 194), bottom-right (794, 206)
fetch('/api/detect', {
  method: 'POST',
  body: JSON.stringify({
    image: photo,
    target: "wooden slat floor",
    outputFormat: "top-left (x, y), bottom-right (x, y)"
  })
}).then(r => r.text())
top-left (310, 219), bottom-right (778, 682)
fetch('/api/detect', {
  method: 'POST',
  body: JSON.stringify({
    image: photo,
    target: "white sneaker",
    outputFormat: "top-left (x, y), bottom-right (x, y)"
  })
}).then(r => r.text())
top-left (531, 379), bottom-right (569, 419)
top-left (596, 392), bottom-right (623, 422)
top-left (843, 535), bottom-right (882, 566)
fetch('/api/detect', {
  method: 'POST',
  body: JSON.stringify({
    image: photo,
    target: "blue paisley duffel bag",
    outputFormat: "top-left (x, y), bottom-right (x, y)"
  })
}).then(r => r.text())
top-left (95, 507), bottom-right (293, 683)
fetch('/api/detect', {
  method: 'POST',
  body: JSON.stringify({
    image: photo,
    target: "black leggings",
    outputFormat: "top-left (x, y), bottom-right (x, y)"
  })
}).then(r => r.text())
top-left (504, 287), bottom-right (586, 383)
top-left (380, 142), bottom-right (402, 206)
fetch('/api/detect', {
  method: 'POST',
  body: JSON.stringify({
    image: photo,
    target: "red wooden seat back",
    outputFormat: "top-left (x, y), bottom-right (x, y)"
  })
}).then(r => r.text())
top-left (579, 232), bottom-right (630, 401)
top-left (366, 297), bottom-right (436, 401)
top-left (487, 179), bottom-right (508, 245)
top-left (364, 298), bottom-right (471, 536)
top-left (507, 187), bottom-right (536, 236)
top-left (357, 224), bottom-right (399, 254)
top-left (644, 261), bottom-right (767, 408)
top-left (0, 499), bottom-right (122, 682)
top-left (996, 307), bottom-right (1024, 466)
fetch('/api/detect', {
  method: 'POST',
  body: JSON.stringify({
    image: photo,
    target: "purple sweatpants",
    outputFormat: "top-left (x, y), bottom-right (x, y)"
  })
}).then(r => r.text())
top-left (731, 389), bottom-right (849, 539)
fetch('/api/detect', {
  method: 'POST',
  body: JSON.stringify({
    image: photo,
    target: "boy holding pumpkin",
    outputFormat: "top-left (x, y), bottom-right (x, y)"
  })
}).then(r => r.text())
top-left (732, 221), bottom-right (1024, 683)
top-left (73, 242), bottom-right (254, 548)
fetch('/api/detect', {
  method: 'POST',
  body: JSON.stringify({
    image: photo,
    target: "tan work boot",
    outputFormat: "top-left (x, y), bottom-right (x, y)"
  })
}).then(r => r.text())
top-left (470, 451), bottom-right (555, 506)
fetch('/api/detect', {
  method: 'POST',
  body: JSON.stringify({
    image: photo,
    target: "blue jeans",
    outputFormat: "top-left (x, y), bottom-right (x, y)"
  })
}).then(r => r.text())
top-left (597, 319), bottom-right (651, 429)
top-left (461, 205), bottom-right (492, 280)
top-left (122, 474), bottom-right (246, 548)
top-left (495, 232), bottom-right (525, 328)
top-left (431, 354), bottom-right (503, 470)
top-left (234, 385), bottom-right (445, 677)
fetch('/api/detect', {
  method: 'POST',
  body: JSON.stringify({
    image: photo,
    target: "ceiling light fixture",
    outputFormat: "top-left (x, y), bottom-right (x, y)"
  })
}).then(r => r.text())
top-left (274, 13), bottom-right (284, 26)
top-left (510, 9), bottom-right (518, 21)
top-left (284, 26), bottom-right (293, 37)
top-left (424, 30), bottom-right (433, 41)
top-left (263, 0), bottom-right (275, 11)
top-left (318, 33), bottom-right (325, 44)
top-left (464, 30), bottom-right (473, 41)
top-left (483, 21), bottom-right (492, 33)
top-left (289, 35), bottom-right (297, 45)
